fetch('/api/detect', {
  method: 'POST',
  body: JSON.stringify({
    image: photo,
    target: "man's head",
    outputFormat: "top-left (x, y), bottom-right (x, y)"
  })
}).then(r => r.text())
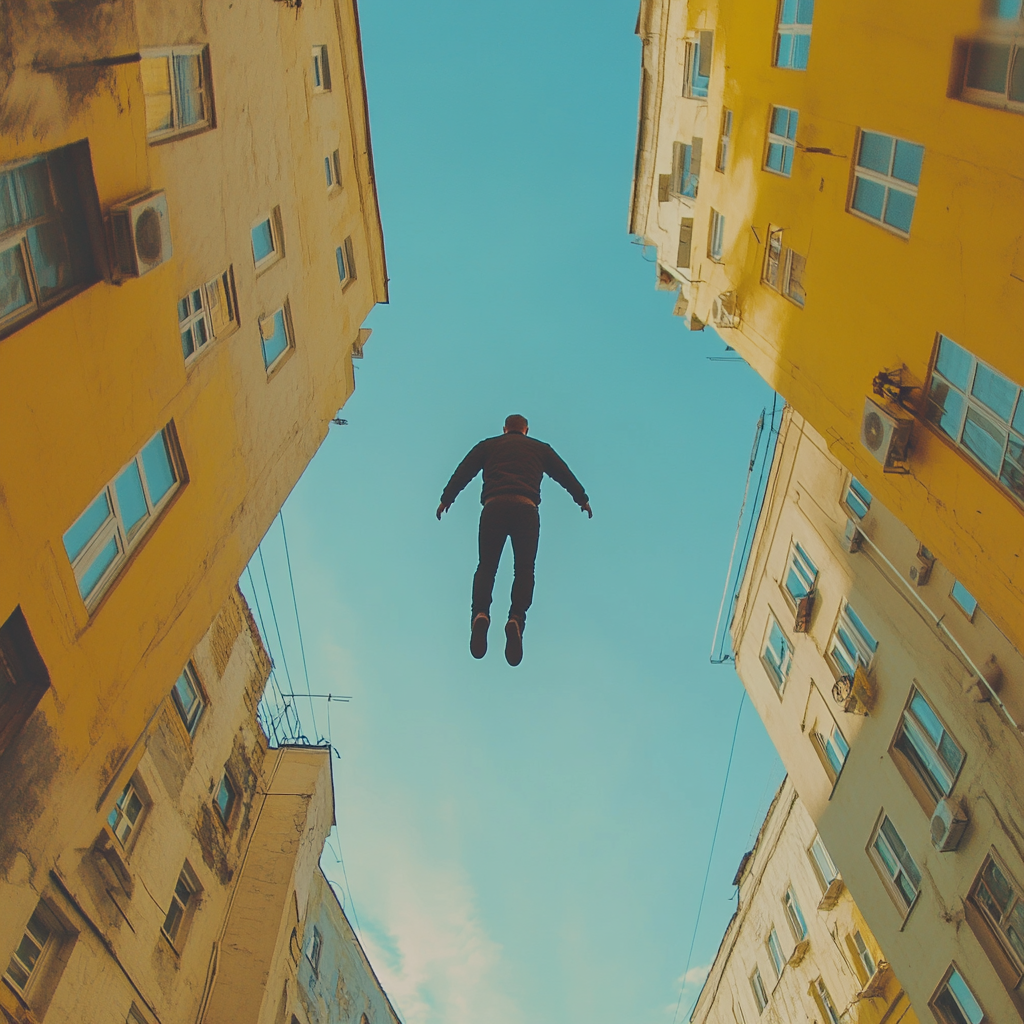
top-left (503, 414), bottom-right (529, 435)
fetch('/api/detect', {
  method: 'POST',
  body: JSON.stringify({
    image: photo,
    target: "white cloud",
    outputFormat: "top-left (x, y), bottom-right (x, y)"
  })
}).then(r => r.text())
top-left (678, 964), bottom-right (710, 987)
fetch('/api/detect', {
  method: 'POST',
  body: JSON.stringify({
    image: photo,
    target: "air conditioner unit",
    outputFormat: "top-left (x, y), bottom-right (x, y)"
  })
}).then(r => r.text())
top-left (710, 291), bottom-right (740, 328)
top-left (930, 797), bottom-right (968, 852)
top-left (860, 397), bottom-right (912, 470)
top-left (110, 191), bottom-right (172, 278)
top-left (352, 327), bottom-right (371, 359)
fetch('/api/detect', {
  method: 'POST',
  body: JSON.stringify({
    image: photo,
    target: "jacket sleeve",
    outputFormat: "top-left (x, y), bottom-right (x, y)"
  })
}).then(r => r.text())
top-left (543, 445), bottom-right (589, 506)
top-left (440, 441), bottom-right (487, 505)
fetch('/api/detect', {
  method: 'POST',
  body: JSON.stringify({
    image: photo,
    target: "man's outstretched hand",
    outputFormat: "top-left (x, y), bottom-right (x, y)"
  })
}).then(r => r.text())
top-left (581, 502), bottom-right (593, 519)
top-left (436, 501), bottom-right (452, 520)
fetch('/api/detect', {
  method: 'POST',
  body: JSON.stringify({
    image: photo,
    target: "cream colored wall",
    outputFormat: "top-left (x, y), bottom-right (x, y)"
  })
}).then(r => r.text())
top-left (692, 776), bottom-right (917, 1024)
top-left (731, 406), bottom-right (1024, 1023)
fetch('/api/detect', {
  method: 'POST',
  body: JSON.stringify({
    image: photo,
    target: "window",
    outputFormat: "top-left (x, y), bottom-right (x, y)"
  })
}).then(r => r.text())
top-left (761, 617), bottom-right (792, 693)
top-left (258, 304), bottom-right (292, 370)
top-left (809, 835), bottom-right (839, 889)
top-left (950, 580), bottom-right (980, 619)
top-left (686, 32), bottom-right (713, 98)
top-left (179, 268), bottom-right (237, 361)
top-left (324, 149), bottom-right (342, 190)
top-left (305, 925), bottom-right (323, 974)
top-left (162, 865), bottom-right (198, 945)
top-left (5, 909), bottom-right (53, 992)
top-left (926, 334), bottom-right (1024, 502)
top-left (814, 721), bottom-right (850, 779)
top-left (853, 932), bottom-right (876, 979)
top-left (783, 250), bottom-right (806, 306)
top-left (844, 477), bottom-right (872, 518)
top-left (171, 663), bottom-right (205, 736)
top-left (312, 45), bottom-right (331, 92)
top-left (251, 211), bottom-right (283, 270)
top-left (709, 209), bottom-right (725, 260)
top-left (828, 600), bottom-right (877, 678)
top-left (959, 31), bottom-right (1024, 113)
top-left (763, 228), bottom-right (782, 289)
top-left (0, 606), bottom-right (50, 758)
top-left (870, 814), bottom-right (921, 913)
top-left (765, 106), bottom-right (798, 175)
top-left (782, 886), bottom-right (807, 941)
top-left (140, 48), bottom-right (212, 141)
top-left (892, 687), bottom-right (965, 803)
top-left (0, 144), bottom-right (101, 337)
top-left (676, 218), bottom-right (694, 269)
top-left (215, 772), bottom-right (236, 824)
top-left (672, 140), bottom-right (701, 198)
top-left (784, 542), bottom-right (817, 603)
top-left (971, 853), bottom-right (1024, 967)
top-left (931, 967), bottom-right (985, 1024)
top-left (716, 109), bottom-right (733, 171)
top-left (750, 967), bottom-right (768, 1013)
top-left (107, 779), bottom-right (144, 847)
top-left (766, 927), bottom-right (785, 978)
top-left (63, 425), bottom-right (183, 608)
top-left (774, 0), bottom-right (814, 69)
top-left (812, 978), bottom-right (841, 1024)
top-left (335, 237), bottom-right (357, 286)
top-left (849, 130), bottom-right (924, 235)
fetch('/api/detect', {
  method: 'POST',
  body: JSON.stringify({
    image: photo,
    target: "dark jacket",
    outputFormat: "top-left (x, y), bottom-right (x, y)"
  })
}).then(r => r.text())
top-left (440, 432), bottom-right (589, 508)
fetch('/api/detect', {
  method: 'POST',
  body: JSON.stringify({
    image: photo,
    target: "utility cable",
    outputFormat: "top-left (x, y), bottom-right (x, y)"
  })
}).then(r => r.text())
top-left (671, 690), bottom-right (746, 1024)
top-left (257, 544), bottom-right (301, 726)
top-left (279, 510), bottom-right (321, 741)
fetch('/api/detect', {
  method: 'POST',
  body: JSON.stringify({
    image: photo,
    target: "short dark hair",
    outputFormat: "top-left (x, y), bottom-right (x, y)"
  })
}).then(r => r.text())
top-left (505, 414), bottom-right (528, 433)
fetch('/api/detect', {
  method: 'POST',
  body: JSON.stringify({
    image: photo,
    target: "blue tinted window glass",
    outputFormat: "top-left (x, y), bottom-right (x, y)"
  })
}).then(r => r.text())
top-left (852, 177), bottom-right (886, 219)
top-left (26, 222), bottom-right (72, 301)
top-left (251, 220), bottom-right (275, 263)
top-left (951, 580), bottom-right (979, 617)
top-left (115, 462), bottom-right (149, 533)
top-left (892, 141), bottom-right (924, 185)
top-left (766, 143), bottom-right (786, 172)
top-left (771, 107), bottom-right (789, 136)
top-left (79, 535), bottom-right (119, 597)
top-left (1002, 436), bottom-right (1024, 499)
top-left (776, 33), bottom-right (793, 67)
top-left (173, 54), bottom-right (203, 127)
top-left (883, 189), bottom-right (916, 233)
top-left (928, 378), bottom-right (965, 439)
top-left (795, 0), bottom-right (814, 23)
top-left (181, 327), bottom-right (195, 360)
top-left (946, 972), bottom-right (984, 1024)
top-left (791, 34), bottom-right (811, 68)
top-left (962, 407), bottom-right (1005, 473)
top-left (177, 297), bottom-right (190, 322)
top-left (65, 492), bottom-right (113, 560)
top-left (142, 431), bottom-right (176, 504)
top-left (935, 336), bottom-right (972, 390)
top-left (782, 147), bottom-right (794, 175)
top-left (324, 157), bottom-right (333, 187)
top-left (858, 132), bottom-right (893, 174)
top-left (0, 244), bottom-right (32, 319)
top-left (787, 110), bottom-right (799, 139)
top-left (1013, 394), bottom-right (1024, 435)
top-left (335, 247), bottom-right (347, 282)
top-left (261, 309), bottom-right (288, 368)
top-left (0, 161), bottom-right (49, 232)
top-left (972, 363), bottom-right (1018, 421)
top-left (780, 0), bottom-right (798, 23)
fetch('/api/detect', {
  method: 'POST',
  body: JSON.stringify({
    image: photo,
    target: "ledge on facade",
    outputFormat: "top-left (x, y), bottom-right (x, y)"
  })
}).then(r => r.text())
top-left (788, 938), bottom-right (810, 967)
top-left (858, 960), bottom-right (891, 1000)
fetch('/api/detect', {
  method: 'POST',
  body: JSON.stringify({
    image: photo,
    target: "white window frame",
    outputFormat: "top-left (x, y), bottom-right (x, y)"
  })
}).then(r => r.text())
top-left (63, 425), bottom-right (184, 611)
top-left (251, 210), bottom-right (284, 271)
top-left (926, 333), bottom-right (1024, 505)
top-left (335, 236), bottom-right (357, 287)
top-left (827, 599), bottom-right (877, 678)
top-left (325, 149), bottom-right (342, 190)
top-left (107, 777), bottom-right (146, 849)
top-left (783, 541), bottom-right (817, 604)
top-left (783, 249), bottom-right (806, 307)
top-left (892, 686), bottom-right (965, 802)
top-left (960, 32), bottom-right (1024, 113)
top-left (868, 812), bottom-right (922, 916)
top-left (848, 129), bottom-right (924, 237)
top-left (761, 615), bottom-right (792, 694)
top-left (684, 32), bottom-right (712, 99)
top-left (763, 227), bottom-right (783, 290)
top-left (716, 109), bottom-right (733, 171)
top-left (843, 476), bottom-right (872, 519)
top-left (171, 662), bottom-right (206, 737)
top-left (764, 106), bottom-right (798, 177)
top-left (813, 719), bottom-right (850, 781)
top-left (140, 46), bottom-right (212, 142)
top-left (782, 886), bottom-right (807, 941)
top-left (750, 966), bottom-right (768, 1013)
top-left (708, 209), bottom-right (725, 261)
top-left (258, 301), bottom-right (294, 372)
top-left (5, 907), bottom-right (56, 996)
top-left (312, 45), bottom-right (331, 92)
top-left (853, 931), bottom-right (877, 980)
top-left (813, 978), bottom-right (841, 1024)
top-left (766, 927), bottom-right (785, 978)
top-left (773, 0), bottom-right (813, 69)
top-left (809, 835), bottom-right (839, 890)
top-left (971, 851), bottom-right (1024, 970)
top-left (930, 965), bottom-right (985, 1024)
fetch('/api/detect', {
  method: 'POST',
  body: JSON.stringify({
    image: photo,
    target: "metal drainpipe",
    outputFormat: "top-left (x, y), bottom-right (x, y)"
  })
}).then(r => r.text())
top-left (855, 529), bottom-right (1019, 732)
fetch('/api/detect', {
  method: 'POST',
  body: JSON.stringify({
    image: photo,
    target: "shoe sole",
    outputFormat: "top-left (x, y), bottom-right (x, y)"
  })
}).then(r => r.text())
top-left (504, 619), bottom-right (523, 667)
top-left (470, 616), bottom-right (488, 659)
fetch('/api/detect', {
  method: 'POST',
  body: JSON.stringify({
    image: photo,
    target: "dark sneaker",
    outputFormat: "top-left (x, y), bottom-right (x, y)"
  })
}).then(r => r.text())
top-left (470, 613), bottom-right (489, 659)
top-left (504, 618), bottom-right (523, 667)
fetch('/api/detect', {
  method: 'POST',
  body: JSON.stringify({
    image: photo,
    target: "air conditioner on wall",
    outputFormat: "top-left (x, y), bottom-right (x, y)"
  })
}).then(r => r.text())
top-left (930, 797), bottom-right (968, 852)
top-left (860, 396), bottom-right (912, 471)
top-left (710, 291), bottom-right (740, 328)
top-left (110, 191), bottom-right (173, 278)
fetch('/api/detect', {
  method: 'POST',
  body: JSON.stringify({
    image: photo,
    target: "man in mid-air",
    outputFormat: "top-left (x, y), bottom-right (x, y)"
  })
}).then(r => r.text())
top-left (437, 414), bottom-right (592, 666)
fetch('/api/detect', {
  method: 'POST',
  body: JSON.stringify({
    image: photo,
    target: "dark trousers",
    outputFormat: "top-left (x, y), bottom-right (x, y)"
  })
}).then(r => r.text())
top-left (472, 499), bottom-right (540, 628)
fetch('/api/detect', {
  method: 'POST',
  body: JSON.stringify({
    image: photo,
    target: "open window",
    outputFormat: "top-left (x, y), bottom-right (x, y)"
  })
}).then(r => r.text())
top-left (4, 900), bottom-right (74, 1017)
top-left (140, 47), bottom-right (213, 142)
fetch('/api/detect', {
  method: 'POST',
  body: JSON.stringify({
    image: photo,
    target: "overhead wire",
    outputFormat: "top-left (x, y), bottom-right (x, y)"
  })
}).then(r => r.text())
top-left (671, 690), bottom-right (746, 1024)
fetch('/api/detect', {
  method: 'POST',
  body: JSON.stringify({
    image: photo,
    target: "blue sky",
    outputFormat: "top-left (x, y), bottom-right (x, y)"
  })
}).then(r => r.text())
top-left (240, 1), bottom-right (785, 1021)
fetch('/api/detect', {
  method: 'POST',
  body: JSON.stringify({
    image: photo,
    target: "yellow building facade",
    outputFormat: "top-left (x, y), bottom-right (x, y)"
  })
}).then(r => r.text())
top-left (630, 0), bottom-right (1024, 650)
top-left (692, 776), bottom-right (919, 1024)
top-left (0, 0), bottom-right (386, 957)
top-left (731, 405), bottom-right (1024, 1023)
